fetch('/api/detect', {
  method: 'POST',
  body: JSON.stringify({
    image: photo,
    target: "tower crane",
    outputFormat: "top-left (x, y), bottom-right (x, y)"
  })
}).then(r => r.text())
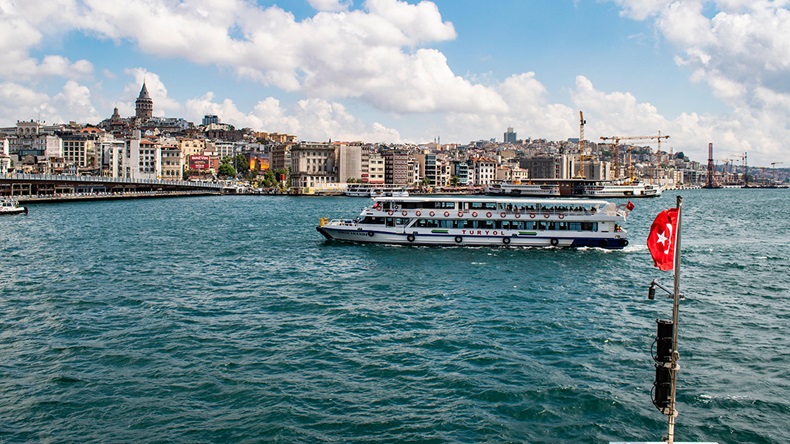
top-left (576, 111), bottom-right (587, 178)
top-left (771, 162), bottom-right (783, 168)
top-left (600, 132), bottom-right (670, 181)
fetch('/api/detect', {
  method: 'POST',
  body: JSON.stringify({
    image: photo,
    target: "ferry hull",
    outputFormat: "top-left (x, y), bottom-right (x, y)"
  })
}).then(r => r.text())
top-left (317, 226), bottom-right (628, 249)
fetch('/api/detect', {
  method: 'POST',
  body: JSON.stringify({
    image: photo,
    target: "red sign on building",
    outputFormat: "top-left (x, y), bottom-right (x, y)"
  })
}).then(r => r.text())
top-left (189, 155), bottom-right (210, 170)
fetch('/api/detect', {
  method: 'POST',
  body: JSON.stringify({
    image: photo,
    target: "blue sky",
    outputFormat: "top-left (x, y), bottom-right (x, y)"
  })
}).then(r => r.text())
top-left (2, 0), bottom-right (789, 166)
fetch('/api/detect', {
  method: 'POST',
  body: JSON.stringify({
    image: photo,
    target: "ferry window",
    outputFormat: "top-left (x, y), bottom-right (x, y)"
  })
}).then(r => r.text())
top-left (416, 219), bottom-right (427, 228)
top-left (484, 202), bottom-right (497, 210)
top-left (470, 202), bottom-right (484, 210)
top-left (386, 217), bottom-right (394, 227)
top-left (569, 222), bottom-right (581, 231)
top-left (501, 221), bottom-right (511, 230)
top-left (438, 201), bottom-right (455, 209)
top-left (481, 220), bottom-right (495, 229)
top-left (558, 222), bottom-right (568, 231)
top-left (547, 222), bottom-right (557, 230)
top-left (537, 221), bottom-right (547, 230)
top-left (464, 220), bottom-right (476, 229)
top-left (440, 220), bottom-right (453, 229)
top-left (395, 218), bottom-right (408, 226)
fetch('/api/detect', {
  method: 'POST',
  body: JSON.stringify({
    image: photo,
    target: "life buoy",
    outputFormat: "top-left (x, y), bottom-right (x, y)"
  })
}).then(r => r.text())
top-left (444, 211), bottom-right (450, 217)
top-left (429, 211), bottom-right (435, 217)
top-left (623, 239), bottom-right (629, 246)
top-left (454, 236), bottom-right (463, 243)
top-left (558, 214), bottom-right (565, 219)
top-left (402, 210), bottom-right (408, 216)
top-left (500, 212), bottom-right (507, 218)
top-left (529, 213), bottom-right (536, 219)
top-left (550, 238), bottom-right (559, 247)
top-left (367, 231), bottom-right (374, 237)
top-left (544, 213), bottom-right (550, 219)
top-left (415, 210), bottom-right (422, 216)
top-left (458, 211), bottom-right (464, 217)
top-left (407, 234), bottom-right (415, 242)
top-left (503, 237), bottom-right (511, 245)
top-left (472, 211), bottom-right (478, 217)
top-left (387, 210), bottom-right (393, 216)
top-left (515, 213), bottom-right (521, 219)
top-left (486, 212), bottom-right (492, 218)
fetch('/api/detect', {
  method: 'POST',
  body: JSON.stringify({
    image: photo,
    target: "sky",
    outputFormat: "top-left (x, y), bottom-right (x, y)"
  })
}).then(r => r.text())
top-left (1, 0), bottom-right (789, 167)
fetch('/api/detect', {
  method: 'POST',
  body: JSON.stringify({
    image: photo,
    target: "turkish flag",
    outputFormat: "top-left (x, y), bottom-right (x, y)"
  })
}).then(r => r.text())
top-left (647, 208), bottom-right (679, 271)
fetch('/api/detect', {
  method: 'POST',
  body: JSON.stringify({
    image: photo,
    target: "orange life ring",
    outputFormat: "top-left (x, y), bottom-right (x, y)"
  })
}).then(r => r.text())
top-left (500, 212), bottom-right (506, 218)
top-left (529, 213), bottom-right (536, 219)
top-left (402, 210), bottom-right (408, 216)
top-left (415, 210), bottom-right (422, 216)
top-left (486, 212), bottom-right (492, 218)
top-left (429, 210), bottom-right (435, 217)
top-left (558, 214), bottom-right (565, 219)
top-left (444, 211), bottom-right (450, 217)
top-left (387, 210), bottom-right (393, 216)
top-left (472, 211), bottom-right (478, 217)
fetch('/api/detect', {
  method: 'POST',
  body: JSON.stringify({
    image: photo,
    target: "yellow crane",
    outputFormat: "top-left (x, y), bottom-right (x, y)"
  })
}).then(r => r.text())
top-left (600, 132), bottom-right (670, 181)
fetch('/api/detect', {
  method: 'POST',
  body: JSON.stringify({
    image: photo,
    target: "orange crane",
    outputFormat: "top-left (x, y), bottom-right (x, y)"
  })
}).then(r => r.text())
top-left (600, 132), bottom-right (670, 181)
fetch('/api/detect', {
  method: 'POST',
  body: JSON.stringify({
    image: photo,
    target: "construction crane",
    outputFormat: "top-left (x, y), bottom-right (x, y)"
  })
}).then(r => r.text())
top-left (576, 111), bottom-right (587, 178)
top-left (771, 162), bottom-right (784, 168)
top-left (600, 132), bottom-right (670, 181)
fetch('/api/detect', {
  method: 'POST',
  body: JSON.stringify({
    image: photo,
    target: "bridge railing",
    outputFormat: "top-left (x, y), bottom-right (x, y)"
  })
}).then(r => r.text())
top-left (3, 173), bottom-right (223, 189)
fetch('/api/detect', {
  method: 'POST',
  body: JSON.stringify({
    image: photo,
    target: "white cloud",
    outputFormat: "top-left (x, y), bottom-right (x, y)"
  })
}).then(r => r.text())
top-left (308, 0), bottom-right (352, 12)
top-left (53, 80), bottom-right (100, 123)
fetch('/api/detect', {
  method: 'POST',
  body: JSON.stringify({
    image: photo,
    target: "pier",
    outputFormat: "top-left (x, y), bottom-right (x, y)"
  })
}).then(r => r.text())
top-left (1, 173), bottom-right (223, 202)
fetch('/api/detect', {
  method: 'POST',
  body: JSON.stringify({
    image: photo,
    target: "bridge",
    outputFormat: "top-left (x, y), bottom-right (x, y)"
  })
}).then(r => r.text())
top-left (1, 173), bottom-right (224, 202)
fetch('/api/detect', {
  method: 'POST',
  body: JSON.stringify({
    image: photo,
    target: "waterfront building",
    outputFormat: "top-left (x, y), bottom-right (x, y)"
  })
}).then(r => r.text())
top-left (336, 143), bottom-right (365, 183)
top-left (62, 130), bottom-right (100, 174)
top-left (471, 156), bottom-right (497, 186)
top-left (368, 153), bottom-right (385, 184)
top-left (452, 161), bottom-right (469, 186)
top-left (521, 154), bottom-right (575, 179)
top-left (382, 150), bottom-right (411, 185)
top-left (290, 142), bottom-right (338, 193)
top-left (160, 144), bottom-right (183, 181)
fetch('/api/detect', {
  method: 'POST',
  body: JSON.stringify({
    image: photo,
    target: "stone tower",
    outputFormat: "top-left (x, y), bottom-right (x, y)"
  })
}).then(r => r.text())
top-left (135, 81), bottom-right (153, 121)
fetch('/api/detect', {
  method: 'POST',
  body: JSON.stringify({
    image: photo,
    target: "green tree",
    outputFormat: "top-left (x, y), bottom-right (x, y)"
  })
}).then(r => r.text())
top-left (233, 154), bottom-right (249, 175)
top-left (218, 158), bottom-right (236, 178)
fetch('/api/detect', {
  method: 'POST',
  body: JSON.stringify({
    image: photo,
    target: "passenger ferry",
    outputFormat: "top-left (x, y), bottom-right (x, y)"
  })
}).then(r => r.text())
top-left (485, 181), bottom-right (561, 197)
top-left (345, 184), bottom-right (409, 198)
top-left (582, 181), bottom-right (663, 198)
top-left (317, 196), bottom-right (631, 249)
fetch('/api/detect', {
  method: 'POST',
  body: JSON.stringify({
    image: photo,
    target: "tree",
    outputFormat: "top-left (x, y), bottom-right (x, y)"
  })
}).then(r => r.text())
top-left (218, 158), bottom-right (236, 178)
top-left (233, 154), bottom-right (249, 175)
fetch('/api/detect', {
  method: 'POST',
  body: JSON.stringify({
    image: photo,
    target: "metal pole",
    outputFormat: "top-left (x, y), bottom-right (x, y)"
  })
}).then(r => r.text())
top-left (666, 195), bottom-right (683, 443)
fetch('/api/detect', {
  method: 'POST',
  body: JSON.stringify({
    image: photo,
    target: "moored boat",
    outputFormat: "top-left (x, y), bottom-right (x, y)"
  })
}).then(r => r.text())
top-left (485, 181), bottom-right (561, 197)
top-left (317, 196), bottom-right (631, 249)
top-left (582, 181), bottom-right (663, 198)
top-left (1, 198), bottom-right (28, 215)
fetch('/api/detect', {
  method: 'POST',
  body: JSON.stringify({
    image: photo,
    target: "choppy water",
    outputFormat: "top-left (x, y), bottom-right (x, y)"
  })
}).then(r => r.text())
top-left (1, 190), bottom-right (788, 443)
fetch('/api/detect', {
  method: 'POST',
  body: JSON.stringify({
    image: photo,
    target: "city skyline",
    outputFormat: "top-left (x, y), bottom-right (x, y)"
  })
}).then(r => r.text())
top-left (1, 0), bottom-right (789, 166)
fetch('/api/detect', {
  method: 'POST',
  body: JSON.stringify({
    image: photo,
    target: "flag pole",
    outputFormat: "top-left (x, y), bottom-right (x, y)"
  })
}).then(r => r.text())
top-left (666, 195), bottom-right (683, 443)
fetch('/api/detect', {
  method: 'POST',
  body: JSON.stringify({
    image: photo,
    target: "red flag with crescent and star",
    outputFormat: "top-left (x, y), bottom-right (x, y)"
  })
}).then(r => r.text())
top-left (647, 208), bottom-right (679, 271)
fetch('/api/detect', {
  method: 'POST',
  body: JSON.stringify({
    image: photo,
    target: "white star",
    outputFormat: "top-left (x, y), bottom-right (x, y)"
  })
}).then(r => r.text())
top-left (657, 230), bottom-right (668, 246)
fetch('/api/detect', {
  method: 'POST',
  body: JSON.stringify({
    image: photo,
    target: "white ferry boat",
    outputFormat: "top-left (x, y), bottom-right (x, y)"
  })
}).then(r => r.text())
top-left (485, 181), bottom-right (561, 197)
top-left (345, 184), bottom-right (409, 198)
top-left (317, 196), bottom-right (631, 249)
top-left (1, 198), bottom-right (28, 215)
top-left (582, 181), bottom-right (663, 198)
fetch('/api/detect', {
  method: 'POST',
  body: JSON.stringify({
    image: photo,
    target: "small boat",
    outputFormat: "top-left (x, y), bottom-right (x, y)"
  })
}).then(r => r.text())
top-left (317, 196), bottom-right (631, 249)
top-left (1, 198), bottom-right (28, 215)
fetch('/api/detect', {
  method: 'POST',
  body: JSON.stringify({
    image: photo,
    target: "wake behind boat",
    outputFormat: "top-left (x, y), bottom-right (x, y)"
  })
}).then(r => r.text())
top-left (317, 196), bottom-right (631, 249)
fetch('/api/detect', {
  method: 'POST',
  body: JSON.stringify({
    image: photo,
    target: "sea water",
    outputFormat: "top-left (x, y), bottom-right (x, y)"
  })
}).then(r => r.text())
top-left (1, 189), bottom-right (788, 443)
